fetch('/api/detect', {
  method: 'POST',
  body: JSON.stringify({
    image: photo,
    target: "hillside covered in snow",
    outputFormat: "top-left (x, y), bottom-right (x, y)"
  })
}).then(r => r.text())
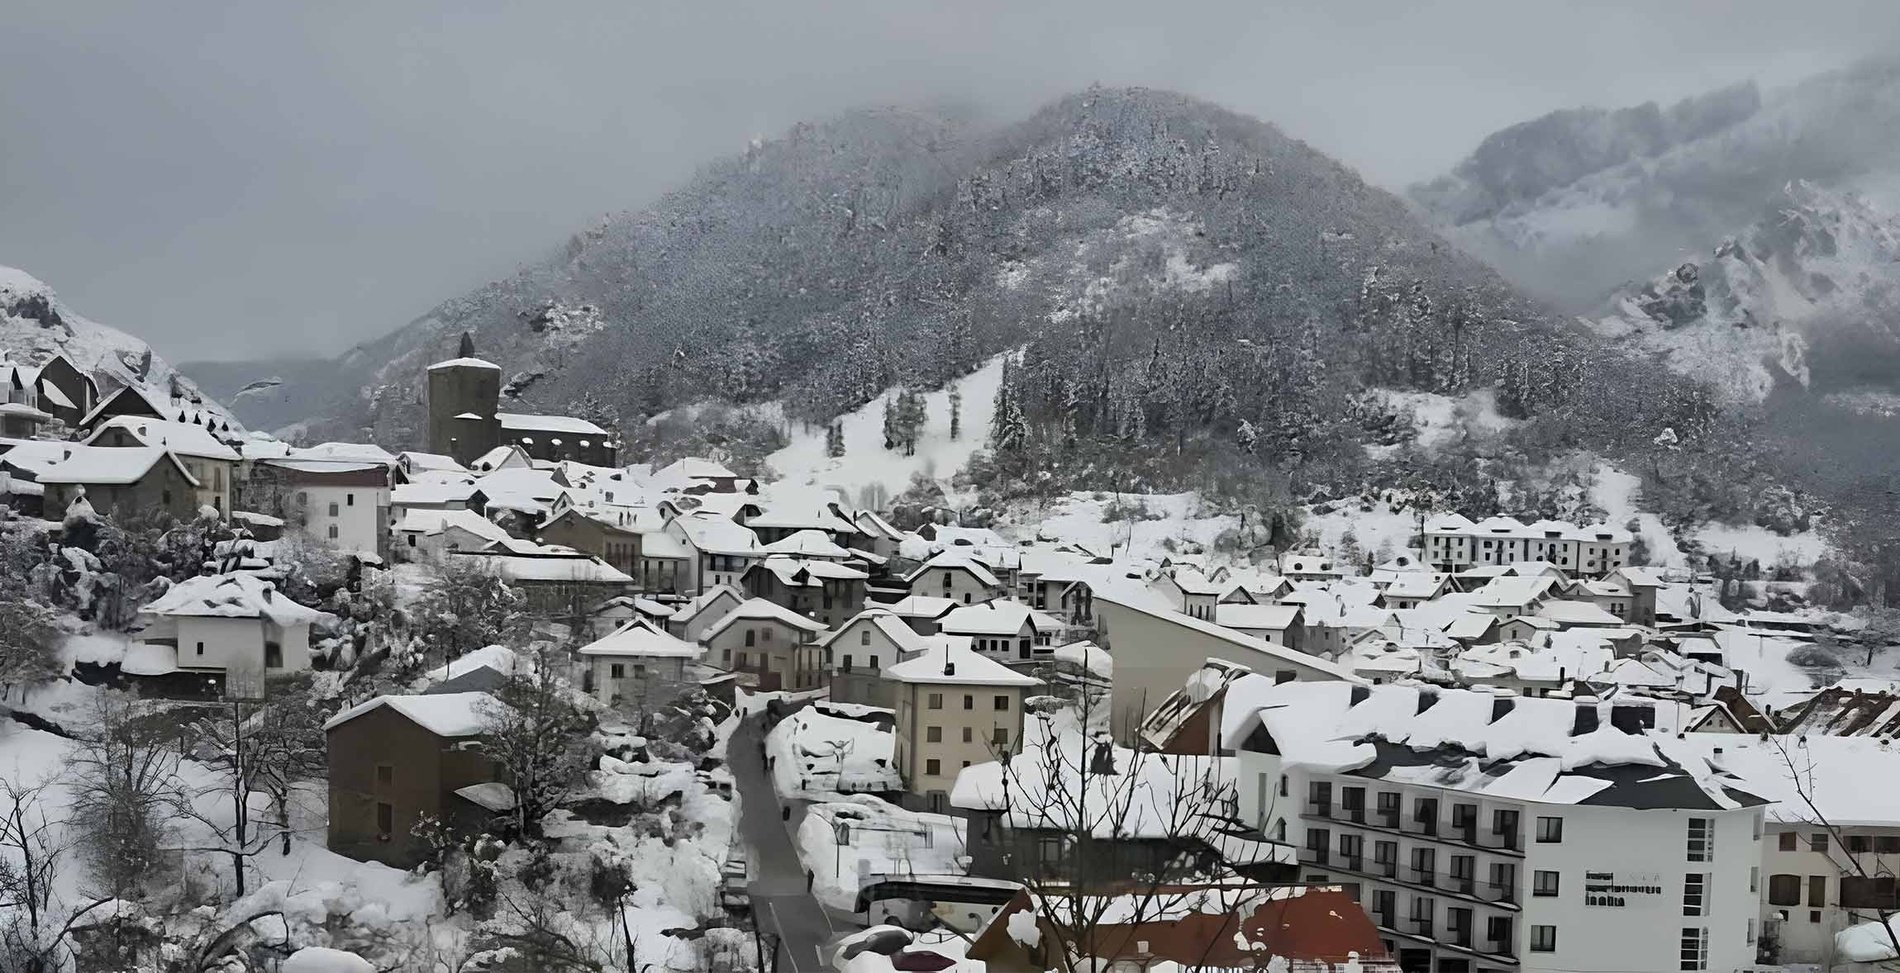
top-left (0, 264), bottom-right (231, 420)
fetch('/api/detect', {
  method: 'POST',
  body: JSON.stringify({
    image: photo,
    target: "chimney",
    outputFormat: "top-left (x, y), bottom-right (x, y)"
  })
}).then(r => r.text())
top-left (943, 661), bottom-right (956, 677)
top-left (1571, 696), bottom-right (1600, 735)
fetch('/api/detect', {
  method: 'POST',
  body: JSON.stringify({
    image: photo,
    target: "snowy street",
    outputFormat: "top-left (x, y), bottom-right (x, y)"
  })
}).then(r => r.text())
top-left (731, 709), bottom-right (854, 972)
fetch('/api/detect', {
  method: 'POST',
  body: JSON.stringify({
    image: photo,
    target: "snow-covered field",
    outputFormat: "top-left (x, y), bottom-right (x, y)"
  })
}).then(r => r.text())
top-left (766, 354), bottom-right (1007, 509)
top-left (999, 491), bottom-right (1240, 564)
top-left (795, 797), bottom-right (966, 913)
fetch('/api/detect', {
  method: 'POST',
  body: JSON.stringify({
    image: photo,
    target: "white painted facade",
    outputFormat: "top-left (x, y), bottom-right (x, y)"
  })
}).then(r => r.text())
top-left (1235, 753), bottom-right (1763, 973)
top-left (171, 615), bottom-right (313, 675)
top-left (292, 482), bottom-right (391, 555)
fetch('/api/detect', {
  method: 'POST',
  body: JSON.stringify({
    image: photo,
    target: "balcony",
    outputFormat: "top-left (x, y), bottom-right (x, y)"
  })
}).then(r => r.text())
top-left (1370, 917), bottom-right (1520, 965)
top-left (1299, 849), bottom-right (1520, 908)
top-left (1301, 806), bottom-right (1524, 859)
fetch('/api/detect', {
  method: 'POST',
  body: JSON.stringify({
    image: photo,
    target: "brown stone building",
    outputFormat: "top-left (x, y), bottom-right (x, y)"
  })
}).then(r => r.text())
top-left (323, 692), bottom-right (510, 867)
top-left (538, 507), bottom-right (641, 577)
top-left (39, 445), bottom-right (203, 521)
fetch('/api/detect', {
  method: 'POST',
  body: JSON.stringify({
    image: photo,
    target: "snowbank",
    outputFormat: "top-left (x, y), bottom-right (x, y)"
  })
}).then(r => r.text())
top-left (765, 707), bottom-right (901, 799)
top-left (796, 796), bottom-right (967, 912)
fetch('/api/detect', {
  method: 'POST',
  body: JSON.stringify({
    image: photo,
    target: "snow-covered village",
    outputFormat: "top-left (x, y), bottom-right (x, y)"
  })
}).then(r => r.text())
top-left (13, 6), bottom-right (1900, 973)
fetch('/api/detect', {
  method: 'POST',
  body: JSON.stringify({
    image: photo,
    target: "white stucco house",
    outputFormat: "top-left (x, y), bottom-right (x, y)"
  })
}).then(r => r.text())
top-left (131, 573), bottom-right (328, 685)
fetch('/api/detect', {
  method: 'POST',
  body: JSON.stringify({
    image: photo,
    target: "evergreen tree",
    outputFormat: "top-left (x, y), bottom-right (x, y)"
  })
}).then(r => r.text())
top-left (825, 420), bottom-right (846, 458)
top-left (949, 386), bottom-right (962, 440)
top-left (882, 394), bottom-right (899, 452)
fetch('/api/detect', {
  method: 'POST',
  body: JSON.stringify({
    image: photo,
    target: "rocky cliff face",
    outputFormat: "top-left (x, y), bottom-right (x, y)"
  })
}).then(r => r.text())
top-left (0, 265), bottom-right (230, 420)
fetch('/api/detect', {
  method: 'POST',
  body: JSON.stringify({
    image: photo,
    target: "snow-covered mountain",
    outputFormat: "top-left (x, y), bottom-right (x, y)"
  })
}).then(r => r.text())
top-left (0, 264), bottom-right (234, 422)
top-left (1412, 58), bottom-right (1900, 311)
top-left (1589, 183), bottom-right (1900, 404)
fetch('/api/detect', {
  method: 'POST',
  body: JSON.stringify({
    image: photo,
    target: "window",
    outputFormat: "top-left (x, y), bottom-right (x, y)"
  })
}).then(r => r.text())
top-left (346, 493), bottom-right (355, 507)
top-left (925, 759), bottom-right (940, 775)
top-left (328, 502), bottom-right (339, 517)
top-left (1531, 869), bottom-right (1560, 897)
top-left (963, 694), bottom-right (974, 710)
top-left (942, 573), bottom-right (952, 589)
top-left (842, 655), bottom-right (853, 672)
top-left (926, 726), bottom-right (942, 743)
top-left (993, 727), bottom-right (1009, 746)
top-left (1536, 816), bottom-right (1563, 842)
top-left (1530, 925), bottom-right (1556, 953)
top-left (762, 628), bottom-right (773, 643)
top-left (1414, 797), bottom-right (1439, 833)
top-left (376, 802), bottom-right (394, 839)
top-left (328, 525), bottom-right (339, 540)
top-left (1848, 834), bottom-right (1872, 854)
top-left (745, 630), bottom-right (756, 647)
top-left (610, 663), bottom-right (625, 679)
top-left (1810, 874), bottom-right (1828, 907)
top-left (1375, 791), bottom-right (1399, 821)
top-left (264, 641), bottom-right (283, 669)
top-left (1340, 787), bottom-right (1365, 820)
top-left (1683, 873), bottom-right (1706, 916)
top-left (1411, 847), bottom-right (1436, 884)
top-left (1373, 840), bottom-right (1397, 877)
top-left (1879, 836), bottom-right (1900, 853)
top-left (195, 641), bottom-right (205, 656)
top-left (1779, 831), bottom-right (1797, 851)
top-left (927, 693), bottom-right (943, 710)
top-left (959, 726), bottom-right (973, 743)
top-left (1680, 927), bottom-right (1707, 971)
top-left (375, 764), bottom-right (393, 786)
top-left (1812, 832), bottom-right (1830, 853)
top-left (860, 629), bottom-right (871, 645)
top-left (1493, 808), bottom-right (1520, 843)
top-left (995, 694), bottom-right (1010, 711)
top-left (1751, 866), bottom-right (1759, 893)
top-left (1686, 817), bottom-right (1713, 862)
top-left (1339, 833), bottom-right (1363, 866)
top-left (1768, 874), bottom-right (1801, 906)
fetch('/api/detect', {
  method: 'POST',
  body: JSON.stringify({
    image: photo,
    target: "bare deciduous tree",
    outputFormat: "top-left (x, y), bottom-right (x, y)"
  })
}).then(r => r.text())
top-left (68, 692), bottom-right (181, 900)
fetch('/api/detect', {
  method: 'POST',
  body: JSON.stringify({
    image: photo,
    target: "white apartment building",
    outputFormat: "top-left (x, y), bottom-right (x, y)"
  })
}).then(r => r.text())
top-left (1422, 515), bottom-right (1633, 578)
top-left (1229, 682), bottom-right (1766, 973)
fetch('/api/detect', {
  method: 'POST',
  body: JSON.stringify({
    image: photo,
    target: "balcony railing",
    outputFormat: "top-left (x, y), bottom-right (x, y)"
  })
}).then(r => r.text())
top-left (1299, 849), bottom-right (1520, 906)
top-left (1301, 806), bottom-right (1525, 857)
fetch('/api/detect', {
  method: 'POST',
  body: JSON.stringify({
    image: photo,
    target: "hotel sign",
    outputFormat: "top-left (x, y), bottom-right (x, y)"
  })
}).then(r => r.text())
top-left (1584, 871), bottom-right (1663, 907)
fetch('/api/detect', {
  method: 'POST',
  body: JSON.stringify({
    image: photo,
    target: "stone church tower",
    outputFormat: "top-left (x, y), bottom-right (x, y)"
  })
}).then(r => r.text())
top-left (426, 331), bottom-right (502, 466)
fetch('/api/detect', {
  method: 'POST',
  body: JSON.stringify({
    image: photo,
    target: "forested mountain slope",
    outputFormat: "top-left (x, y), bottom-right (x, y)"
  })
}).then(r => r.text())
top-left (194, 87), bottom-right (1749, 518)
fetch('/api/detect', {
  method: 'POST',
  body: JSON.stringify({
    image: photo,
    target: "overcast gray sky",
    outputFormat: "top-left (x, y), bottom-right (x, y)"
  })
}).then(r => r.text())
top-left (4, 0), bottom-right (1895, 362)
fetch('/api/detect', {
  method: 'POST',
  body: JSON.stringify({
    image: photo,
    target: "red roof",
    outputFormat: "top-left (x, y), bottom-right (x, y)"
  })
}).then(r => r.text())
top-left (970, 885), bottom-right (1399, 971)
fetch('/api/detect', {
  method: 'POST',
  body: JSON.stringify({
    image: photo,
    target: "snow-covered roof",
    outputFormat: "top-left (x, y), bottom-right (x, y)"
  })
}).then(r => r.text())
top-left (1232, 681), bottom-right (1764, 810)
top-left (140, 573), bottom-right (326, 625)
top-left (1052, 640), bottom-right (1112, 676)
top-left (906, 551), bottom-right (1002, 588)
top-left (938, 600), bottom-right (1059, 637)
top-left (497, 412), bottom-right (609, 437)
top-left (885, 640), bottom-right (1039, 687)
top-left (396, 508), bottom-right (513, 545)
top-left (952, 732), bottom-right (1230, 837)
top-left (323, 691), bottom-right (504, 737)
top-left (578, 618), bottom-right (703, 658)
top-left (879, 595), bottom-right (959, 620)
top-left (1660, 734), bottom-right (1900, 827)
top-left (457, 550), bottom-right (633, 585)
top-left (454, 782), bottom-right (517, 812)
top-left (398, 450), bottom-right (467, 473)
top-left (702, 597), bottom-right (829, 640)
top-left (672, 512), bottom-right (761, 555)
top-left (1214, 603), bottom-right (1302, 632)
top-left (1534, 599), bottom-right (1625, 627)
top-left (762, 529), bottom-right (856, 559)
top-left (38, 444), bottom-right (199, 486)
top-left (427, 356), bottom-right (500, 371)
top-left (421, 645), bottom-right (518, 684)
